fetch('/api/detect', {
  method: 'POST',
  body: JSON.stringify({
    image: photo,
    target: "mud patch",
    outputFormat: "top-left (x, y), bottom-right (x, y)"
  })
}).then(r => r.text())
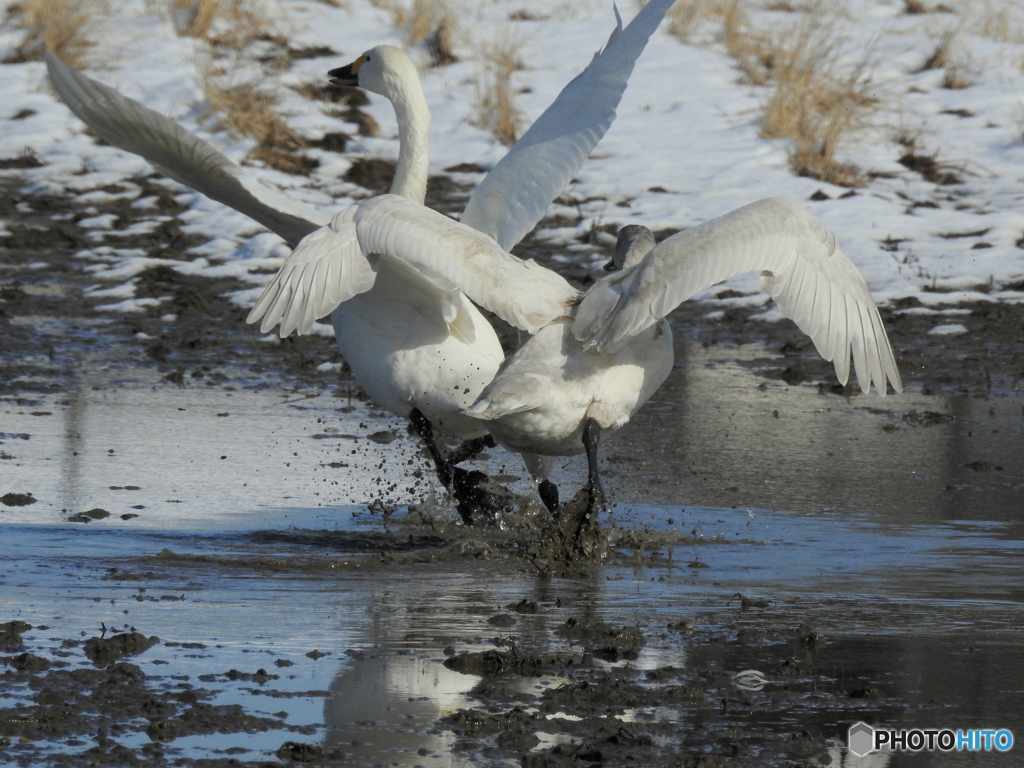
top-left (0, 626), bottom-right (325, 767)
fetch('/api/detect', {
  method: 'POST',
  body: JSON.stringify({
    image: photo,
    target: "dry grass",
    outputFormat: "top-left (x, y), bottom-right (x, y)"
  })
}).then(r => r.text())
top-left (757, 15), bottom-right (877, 186)
top-left (918, 21), bottom-right (977, 88)
top-left (942, 57), bottom-right (972, 89)
top-left (169, 0), bottom-right (218, 38)
top-left (199, 63), bottom-right (314, 174)
top-left (975, 5), bottom-right (1020, 42)
top-left (472, 30), bottom-right (526, 146)
top-left (162, 0), bottom-right (280, 46)
top-left (200, 72), bottom-right (301, 151)
top-left (721, 2), bottom-right (774, 85)
top-left (664, 0), bottom-right (717, 42)
top-left (664, 2), bottom-right (877, 187)
top-left (895, 131), bottom-right (964, 185)
top-left (4, 0), bottom-right (107, 67)
top-left (664, 0), bottom-right (805, 45)
top-left (371, 0), bottom-right (459, 66)
top-left (203, 0), bottom-right (274, 48)
top-left (186, 1), bottom-right (316, 174)
top-left (919, 24), bottom-right (958, 70)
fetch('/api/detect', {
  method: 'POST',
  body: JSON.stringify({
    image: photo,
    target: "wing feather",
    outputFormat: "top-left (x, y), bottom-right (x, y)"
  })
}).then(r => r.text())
top-left (574, 197), bottom-right (901, 395)
top-left (834, 295), bottom-right (852, 386)
top-left (460, 0), bottom-right (675, 250)
top-left (354, 195), bottom-right (579, 333)
top-left (247, 207), bottom-right (377, 337)
top-left (45, 51), bottom-right (327, 247)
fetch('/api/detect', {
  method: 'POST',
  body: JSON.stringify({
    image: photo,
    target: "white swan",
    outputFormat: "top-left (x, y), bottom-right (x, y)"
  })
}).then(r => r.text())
top-left (336, 196), bottom-right (902, 526)
top-left (250, 45), bottom-right (507, 450)
top-left (44, 0), bottom-right (676, 520)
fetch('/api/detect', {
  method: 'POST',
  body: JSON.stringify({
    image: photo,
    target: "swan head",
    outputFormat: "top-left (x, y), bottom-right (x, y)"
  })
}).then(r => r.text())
top-left (605, 224), bottom-right (656, 272)
top-left (328, 45), bottom-right (419, 99)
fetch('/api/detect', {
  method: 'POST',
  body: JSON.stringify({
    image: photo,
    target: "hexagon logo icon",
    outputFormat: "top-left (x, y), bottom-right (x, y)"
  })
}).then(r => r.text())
top-left (848, 722), bottom-right (875, 757)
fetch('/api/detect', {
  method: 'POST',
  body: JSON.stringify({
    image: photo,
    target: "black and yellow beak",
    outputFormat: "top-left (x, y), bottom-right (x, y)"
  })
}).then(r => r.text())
top-left (328, 56), bottom-right (365, 86)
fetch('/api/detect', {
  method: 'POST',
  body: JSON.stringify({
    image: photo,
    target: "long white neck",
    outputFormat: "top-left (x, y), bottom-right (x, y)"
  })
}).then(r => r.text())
top-left (388, 79), bottom-right (431, 204)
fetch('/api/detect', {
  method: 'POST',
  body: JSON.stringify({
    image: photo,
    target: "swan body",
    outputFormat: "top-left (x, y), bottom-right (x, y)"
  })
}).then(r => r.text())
top-left (245, 0), bottom-right (677, 438)
top-left (254, 192), bottom-right (578, 435)
top-left (329, 254), bottom-right (503, 437)
top-left (313, 46), bottom-right (505, 439)
top-left (467, 316), bottom-right (673, 456)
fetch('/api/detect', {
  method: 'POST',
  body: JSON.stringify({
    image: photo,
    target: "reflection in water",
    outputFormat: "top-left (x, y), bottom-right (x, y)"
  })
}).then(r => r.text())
top-left (2, 507), bottom-right (1023, 766)
top-left (325, 654), bottom-right (476, 767)
top-left (59, 385), bottom-right (87, 513)
top-left (313, 551), bottom-right (1024, 766)
top-left (321, 573), bottom-right (610, 765)
top-left (609, 335), bottom-right (1024, 525)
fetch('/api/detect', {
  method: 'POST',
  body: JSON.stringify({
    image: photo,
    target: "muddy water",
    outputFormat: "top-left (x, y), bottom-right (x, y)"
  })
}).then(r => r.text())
top-left (2, 344), bottom-right (1023, 767)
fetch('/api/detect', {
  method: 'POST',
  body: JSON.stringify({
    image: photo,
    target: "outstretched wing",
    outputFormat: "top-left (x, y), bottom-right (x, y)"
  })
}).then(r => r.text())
top-left (355, 195), bottom-right (579, 333)
top-left (460, 0), bottom-right (675, 250)
top-left (246, 207), bottom-right (377, 337)
top-left (45, 51), bottom-right (327, 247)
top-left (573, 198), bottom-right (902, 395)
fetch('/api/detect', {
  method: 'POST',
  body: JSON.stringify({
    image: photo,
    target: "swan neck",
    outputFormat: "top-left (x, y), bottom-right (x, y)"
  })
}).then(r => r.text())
top-left (390, 82), bottom-right (430, 204)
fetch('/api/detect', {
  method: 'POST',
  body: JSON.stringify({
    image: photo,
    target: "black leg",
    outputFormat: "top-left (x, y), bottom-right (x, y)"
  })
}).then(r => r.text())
top-left (538, 479), bottom-right (559, 514)
top-left (408, 410), bottom-right (509, 526)
top-left (553, 418), bottom-right (605, 554)
top-left (581, 418), bottom-right (606, 509)
top-left (447, 434), bottom-right (495, 466)
top-left (409, 408), bottom-right (452, 487)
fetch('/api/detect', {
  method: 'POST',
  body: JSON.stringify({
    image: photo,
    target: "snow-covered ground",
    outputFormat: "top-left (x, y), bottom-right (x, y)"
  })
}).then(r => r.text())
top-left (3, 0), bottom-right (1024, 327)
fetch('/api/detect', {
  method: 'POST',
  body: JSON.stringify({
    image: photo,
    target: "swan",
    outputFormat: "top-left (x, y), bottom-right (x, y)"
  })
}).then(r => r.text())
top-left (44, 0), bottom-right (676, 521)
top-left (332, 195), bottom-right (902, 542)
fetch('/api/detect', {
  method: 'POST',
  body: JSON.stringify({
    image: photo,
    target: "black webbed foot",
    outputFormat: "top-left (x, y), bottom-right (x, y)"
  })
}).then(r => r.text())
top-left (447, 434), bottom-right (496, 466)
top-left (409, 410), bottom-right (509, 526)
top-left (538, 479), bottom-right (560, 514)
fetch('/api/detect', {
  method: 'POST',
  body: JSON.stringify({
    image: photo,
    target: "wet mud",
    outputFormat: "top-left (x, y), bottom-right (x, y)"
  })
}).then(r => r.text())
top-left (3, 166), bottom-right (1024, 766)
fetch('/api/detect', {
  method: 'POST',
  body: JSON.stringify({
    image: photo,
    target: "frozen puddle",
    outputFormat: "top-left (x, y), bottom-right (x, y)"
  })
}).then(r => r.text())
top-left (2, 376), bottom-right (1024, 766)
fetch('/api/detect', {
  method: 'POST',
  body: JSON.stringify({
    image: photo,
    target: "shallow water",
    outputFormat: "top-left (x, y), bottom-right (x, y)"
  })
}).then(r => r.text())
top-left (2, 349), bottom-right (1023, 767)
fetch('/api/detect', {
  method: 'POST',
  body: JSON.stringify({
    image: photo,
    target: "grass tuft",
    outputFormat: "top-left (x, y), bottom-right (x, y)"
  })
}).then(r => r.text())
top-left (188, 1), bottom-right (316, 175)
top-left (895, 132), bottom-right (963, 185)
top-left (4, 0), bottom-right (105, 67)
top-left (919, 25), bottom-right (957, 71)
top-left (758, 15), bottom-right (876, 186)
top-left (170, 0), bottom-right (218, 38)
top-left (198, 61), bottom-right (314, 174)
top-left (472, 30), bottom-right (525, 146)
top-left (371, 0), bottom-right (459, 66)
top-left (666, 2), bottom-right (877, 187)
